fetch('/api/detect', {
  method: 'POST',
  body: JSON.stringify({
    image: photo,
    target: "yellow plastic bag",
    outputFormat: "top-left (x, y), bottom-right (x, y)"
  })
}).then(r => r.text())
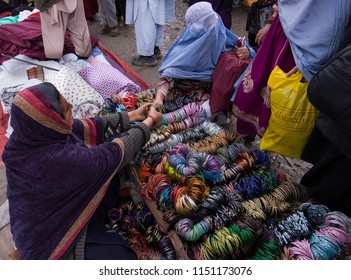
top-left (260, 66), bottom-right (318, 159)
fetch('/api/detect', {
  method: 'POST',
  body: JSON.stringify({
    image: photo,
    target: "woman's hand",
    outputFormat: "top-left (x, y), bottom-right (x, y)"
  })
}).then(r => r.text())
top-left (143, 105), bottom-right (163, 127)
top-left (286, 66), bottom-right (298, 78)
top-left (128, 102), bottom-right (151, 122)
top-left (236, 47), bottom-right (250, 59)
top-left (255, 24), bottom-right (271, 46)
top-left (154, 90), bottom-right (165, 108)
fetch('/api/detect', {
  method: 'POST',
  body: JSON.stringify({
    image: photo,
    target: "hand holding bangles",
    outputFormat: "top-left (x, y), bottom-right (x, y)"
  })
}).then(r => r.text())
top-left (129, 102), bottom-right (162, 128)
top-left (154, 90), bottom-right (165, 108)
top-left (146, 104), bottom-right (162, 127)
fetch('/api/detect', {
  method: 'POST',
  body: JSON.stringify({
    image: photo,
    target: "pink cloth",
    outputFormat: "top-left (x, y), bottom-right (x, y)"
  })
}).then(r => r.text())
top-left (40, 0), bottom-right (92, 59)
top-left (78, 63), bottom-right (141, 99)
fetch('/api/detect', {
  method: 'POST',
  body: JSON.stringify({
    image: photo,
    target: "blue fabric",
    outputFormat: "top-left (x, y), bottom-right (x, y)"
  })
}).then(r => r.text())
top-left (278, 0), bottom-right (351, 82)
top-left (159, 2), bottom-right (244, 82)
top-left (0, 15), bottom-right (19, 26)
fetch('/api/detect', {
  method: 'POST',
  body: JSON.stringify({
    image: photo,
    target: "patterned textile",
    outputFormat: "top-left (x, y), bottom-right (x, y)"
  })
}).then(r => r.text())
top-left (232, 16), bottom-right (295, 137)
top-left (78, 62), bottom-right (141, 99)
top-left (54, 66), bottom-right (104, 118)
top-left (2, 83), bottom-right (124, 259)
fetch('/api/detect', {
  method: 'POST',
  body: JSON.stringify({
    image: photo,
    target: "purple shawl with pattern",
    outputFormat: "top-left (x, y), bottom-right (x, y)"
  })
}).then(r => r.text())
top-left (2, 83), bottom-right (124, 259)
top-left (232, 16), bottom-right (295, 137)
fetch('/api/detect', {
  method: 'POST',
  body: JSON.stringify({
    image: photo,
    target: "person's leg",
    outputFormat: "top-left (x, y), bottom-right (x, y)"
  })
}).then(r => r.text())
top-left (67, 0), bottom-right (92, 57)
top-left (98, 0), bottom-right (119, 36)
top-left (105, 0), bottom-right (118, 28)
top-left (97, 0), bottom-right (109, 33)
top-left (116, 0), bottom-right (126, 25)
top-left (132, 0), bottom-right (157, 66)
top-left (40, 9), bottom-right (68, 59)
top-left (154, 24), bottom-right (164, 59)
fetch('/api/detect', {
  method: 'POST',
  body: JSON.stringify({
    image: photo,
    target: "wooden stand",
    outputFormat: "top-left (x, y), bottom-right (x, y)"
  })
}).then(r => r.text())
top-left (129, 164), bottom-right (190, 260)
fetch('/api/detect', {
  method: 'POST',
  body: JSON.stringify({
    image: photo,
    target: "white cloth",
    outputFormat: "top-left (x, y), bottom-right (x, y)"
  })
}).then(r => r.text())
top-left (0, 54), bottom-right (61, 94)
top-left (54, 66), bottom-right (104, 118)
top-left (126, 0), bottom-right (175, 56)
top-left (126, 0), bottom-right (175, 25)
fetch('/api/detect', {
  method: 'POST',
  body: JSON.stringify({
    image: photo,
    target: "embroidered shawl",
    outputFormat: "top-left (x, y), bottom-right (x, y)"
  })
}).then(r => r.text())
top-left (2, 83), bottom-right (124, 259)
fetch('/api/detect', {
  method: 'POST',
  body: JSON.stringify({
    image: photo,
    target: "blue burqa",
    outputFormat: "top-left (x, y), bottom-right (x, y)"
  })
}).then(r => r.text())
top-left (278, 0), bottom-right (351, 82)
top-left (159, 2), bottom-right (254, 82)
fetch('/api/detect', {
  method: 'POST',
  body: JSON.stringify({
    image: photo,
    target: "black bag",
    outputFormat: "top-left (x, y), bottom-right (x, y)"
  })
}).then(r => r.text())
top-left (307, 44), bottom-right (351, 133)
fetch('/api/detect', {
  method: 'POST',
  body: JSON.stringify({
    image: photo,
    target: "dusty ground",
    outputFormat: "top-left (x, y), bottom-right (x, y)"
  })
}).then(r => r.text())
top-left (0, 1), bottom-right (313, 260)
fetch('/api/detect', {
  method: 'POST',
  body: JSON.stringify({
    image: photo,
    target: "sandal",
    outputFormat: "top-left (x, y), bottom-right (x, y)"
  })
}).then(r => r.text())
top-left (101, 25), bottom-right (110, 35)
top-left (110, 26), bottom-right (120, 37)
top-left (131, 55), bottom-right (158, 67)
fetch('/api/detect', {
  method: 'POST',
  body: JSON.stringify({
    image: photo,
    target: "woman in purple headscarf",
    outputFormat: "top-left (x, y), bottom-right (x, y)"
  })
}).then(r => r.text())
top-left (2, 82), bottom-right (162, 259)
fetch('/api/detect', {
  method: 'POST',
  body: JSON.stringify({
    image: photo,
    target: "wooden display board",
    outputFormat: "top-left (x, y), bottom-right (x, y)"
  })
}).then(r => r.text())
top-left (130, 164), bottom-right (190, 260)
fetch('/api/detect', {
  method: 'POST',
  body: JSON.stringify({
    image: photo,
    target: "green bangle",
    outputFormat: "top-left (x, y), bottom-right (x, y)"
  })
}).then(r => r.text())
top-left (267, 19), bottom-right (273, 24)
top-left (148, 104), bottom-right (160, 112)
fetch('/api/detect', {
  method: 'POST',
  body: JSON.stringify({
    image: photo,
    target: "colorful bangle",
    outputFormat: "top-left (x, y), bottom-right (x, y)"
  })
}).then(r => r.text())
top-left (148, 104), bottom-right (160, 112)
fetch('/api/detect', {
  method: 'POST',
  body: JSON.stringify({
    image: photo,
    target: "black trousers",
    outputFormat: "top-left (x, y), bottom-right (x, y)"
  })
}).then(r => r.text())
top-left (301, 127), bottom-right (351, 216)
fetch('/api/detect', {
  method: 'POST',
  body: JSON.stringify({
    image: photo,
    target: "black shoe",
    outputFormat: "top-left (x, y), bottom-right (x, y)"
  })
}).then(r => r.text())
top-left (132, 55), bottom-right (158, 67)
top-left (154, 46), bottom-right (162, 59)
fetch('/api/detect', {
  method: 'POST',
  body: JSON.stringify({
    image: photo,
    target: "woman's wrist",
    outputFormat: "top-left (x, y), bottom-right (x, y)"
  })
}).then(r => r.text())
top-left (149, 115), bottom-right (159, 126)
top-left (143, 116), bottom-right (155, 127)
top-left (127, 111), bottom-right (137, 122)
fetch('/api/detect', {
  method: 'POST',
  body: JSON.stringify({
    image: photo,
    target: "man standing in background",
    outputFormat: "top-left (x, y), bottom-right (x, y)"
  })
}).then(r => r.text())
top-left (98, 0), bottom-right (119, 37)
top-left (126, 0), bottom-right (175, 67)
top-left (34, 0), bottom-right (92, 59)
